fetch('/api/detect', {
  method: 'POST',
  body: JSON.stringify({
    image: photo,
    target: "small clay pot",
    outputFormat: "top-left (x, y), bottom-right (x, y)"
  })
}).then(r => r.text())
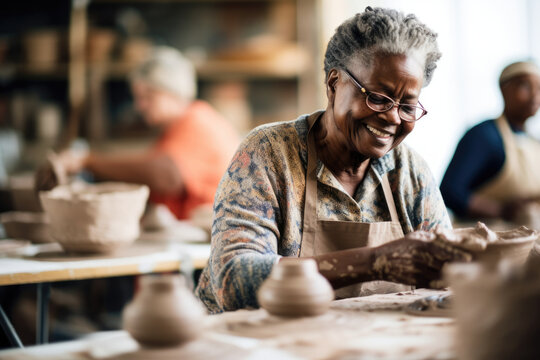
top-left (122, 274), bottom-right (207, 346)
top-left (257, 258), bottom-right (334, 317)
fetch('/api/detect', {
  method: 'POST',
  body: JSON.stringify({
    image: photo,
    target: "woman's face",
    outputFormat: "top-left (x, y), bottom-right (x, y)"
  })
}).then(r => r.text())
top-left (326, 53), bottom-right (425, 160)
top-left (131, 81), bottom-right (186, 126)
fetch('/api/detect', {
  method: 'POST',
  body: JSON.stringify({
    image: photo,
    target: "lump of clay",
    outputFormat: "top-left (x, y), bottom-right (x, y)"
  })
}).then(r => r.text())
top-left (257, 258), bottom-right (334, 317)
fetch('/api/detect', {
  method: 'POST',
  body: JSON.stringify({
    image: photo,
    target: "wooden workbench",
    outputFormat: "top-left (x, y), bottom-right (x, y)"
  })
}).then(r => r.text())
top-left (0, 289), bottom-right (455, 360)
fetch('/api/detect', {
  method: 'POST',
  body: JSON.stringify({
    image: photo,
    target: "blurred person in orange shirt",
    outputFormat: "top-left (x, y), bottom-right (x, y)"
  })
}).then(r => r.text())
top-left (58, 46), bottom-right (241, 220)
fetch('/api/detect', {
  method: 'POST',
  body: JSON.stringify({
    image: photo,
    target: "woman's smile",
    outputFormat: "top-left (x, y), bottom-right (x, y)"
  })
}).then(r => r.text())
top-left (365, 124), bottom-right (394, 141)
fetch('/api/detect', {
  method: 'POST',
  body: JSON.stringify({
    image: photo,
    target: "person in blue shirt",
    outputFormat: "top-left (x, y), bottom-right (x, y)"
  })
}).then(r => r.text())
top-left (441, 61), bottom-right (540, 222)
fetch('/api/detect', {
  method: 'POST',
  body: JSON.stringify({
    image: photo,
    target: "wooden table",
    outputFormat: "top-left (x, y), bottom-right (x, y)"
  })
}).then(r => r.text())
top-left (0, 289), bottom-right (455, 360)
top-left (0, 241), bottom-right (210, 286)
top-left (0, 236), bottom-right (211, 348)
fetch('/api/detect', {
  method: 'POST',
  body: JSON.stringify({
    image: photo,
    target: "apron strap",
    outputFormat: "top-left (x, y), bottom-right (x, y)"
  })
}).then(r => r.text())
top-left (380, 173), bottom-right (400, 224)
top-left (300, 112), bottom-right (324, 255)
top-left (301, 111), bottom-right (402, 256)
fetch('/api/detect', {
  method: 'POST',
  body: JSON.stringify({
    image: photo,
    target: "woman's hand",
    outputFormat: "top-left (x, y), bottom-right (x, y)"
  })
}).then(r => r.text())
top-left (370, 234), bottom-right (472, 288)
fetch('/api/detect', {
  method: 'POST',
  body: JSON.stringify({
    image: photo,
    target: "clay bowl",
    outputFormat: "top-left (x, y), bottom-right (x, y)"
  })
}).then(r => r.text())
top-left (472, 226), bottom-right (538, 267)
top-left (0, 211), bottom-right (53, 243)
top-left (257, 258), bottom-right (334, 317)
top-left (39, 182), bottom-right (149, 254)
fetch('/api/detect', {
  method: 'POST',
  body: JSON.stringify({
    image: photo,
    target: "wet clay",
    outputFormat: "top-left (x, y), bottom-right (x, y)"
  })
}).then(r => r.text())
top-left (433, 222), bottom-right (538, 266)
top-left (257, 258), bottom-right (334, 317)
top-left (123, 274), bottom-right (207, 346)
top-left (39, 182), bottom-right (149, 253)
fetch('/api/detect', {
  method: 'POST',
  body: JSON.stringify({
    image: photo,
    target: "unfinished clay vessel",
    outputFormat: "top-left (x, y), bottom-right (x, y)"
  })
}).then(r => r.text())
top-left (446, 262), bottom-right (540, 360)
top-left (475, 226), bottom-right (538, 266)
top-left (122, 274), bottom-right (207, 346)
top-left (39, 182), bottom-right (149, 253)
top-left (257, 258), bottom-right (334, 317)
top-left (435, 222), bottom-right (538, 268)
top-left (0, 211), bottom-right (53, 243)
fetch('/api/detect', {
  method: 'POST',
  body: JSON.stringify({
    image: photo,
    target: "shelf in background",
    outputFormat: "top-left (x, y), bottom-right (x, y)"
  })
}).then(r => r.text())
top-left (0, 59), bottom-right (307, 81)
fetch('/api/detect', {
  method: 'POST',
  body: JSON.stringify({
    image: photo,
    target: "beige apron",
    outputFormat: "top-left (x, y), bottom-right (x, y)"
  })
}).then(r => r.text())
top-left (299, 112), bottom-right (412, 298)
top-left (475, 115), bottom-right (540, 201)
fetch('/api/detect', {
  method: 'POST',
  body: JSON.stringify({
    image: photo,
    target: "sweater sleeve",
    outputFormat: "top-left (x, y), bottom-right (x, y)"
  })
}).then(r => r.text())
top-left (440, 121), bottom-right (505, 217)
top-left (195, 128), bottom-right (283, 312)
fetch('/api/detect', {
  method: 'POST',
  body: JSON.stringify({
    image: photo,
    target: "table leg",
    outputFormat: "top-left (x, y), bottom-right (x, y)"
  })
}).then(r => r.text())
top-left (36, 282), bottom-right (50, 344)
top-left (0, 304), bottom-right (24, 348)
top-left (178, 253), bottom-right (194, 290)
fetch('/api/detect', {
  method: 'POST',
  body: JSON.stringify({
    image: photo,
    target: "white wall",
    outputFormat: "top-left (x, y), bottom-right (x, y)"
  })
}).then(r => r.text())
top-left (320, 0), bottom-right (540, 182)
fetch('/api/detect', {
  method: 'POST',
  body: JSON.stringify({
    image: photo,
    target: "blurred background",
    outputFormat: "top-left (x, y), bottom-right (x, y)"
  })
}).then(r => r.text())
top-left (1, 0), bottom-right (540, 191)
top-left (1, 0), bottom-right (540, 348)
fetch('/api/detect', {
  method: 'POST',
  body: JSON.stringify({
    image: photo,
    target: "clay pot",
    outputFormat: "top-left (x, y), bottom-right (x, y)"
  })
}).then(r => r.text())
top-left (8, 175), bottom-right (43, 212)
top-left (122, 274), bottom-right (207, 346)
top-left (0, 211), bottom-right (53, 243)
top-left (22, 29), bottom-right (62, 70)
top-left (39, 182), bottom-right (149, 253)
top-left (446, 262), bottom-right (540, 360)
top-left (474, 226), bottom-right (538, 267)
top-left (120, 37), bottom-right (152, 65)
top-left (87, 28), bottom-right (117, 63)
top-left (257, 258), bottom-right (334, 317)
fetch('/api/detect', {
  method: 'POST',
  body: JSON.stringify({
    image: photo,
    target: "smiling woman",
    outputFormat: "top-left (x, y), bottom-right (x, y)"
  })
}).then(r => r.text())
top-left (195, 6), bottom-right (471, 314)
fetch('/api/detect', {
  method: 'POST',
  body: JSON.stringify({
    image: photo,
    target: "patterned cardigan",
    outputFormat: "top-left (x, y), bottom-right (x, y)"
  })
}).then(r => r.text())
top-left (195, 112), bottom-right (451, 313)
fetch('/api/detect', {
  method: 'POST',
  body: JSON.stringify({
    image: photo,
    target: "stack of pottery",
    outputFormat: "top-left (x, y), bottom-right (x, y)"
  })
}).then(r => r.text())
top-left (39, 182), bottom-right (149, 253)
top-left (257, 258), bottom-right (334, 317)
top-left (122, 274), bottom-right (207, 346)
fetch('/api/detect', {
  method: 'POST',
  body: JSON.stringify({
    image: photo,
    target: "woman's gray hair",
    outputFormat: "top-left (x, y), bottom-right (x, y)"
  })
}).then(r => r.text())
top-left (324, 7), bottom-right (441, 87)
top-left (130, 45), bottom-right (197, 100)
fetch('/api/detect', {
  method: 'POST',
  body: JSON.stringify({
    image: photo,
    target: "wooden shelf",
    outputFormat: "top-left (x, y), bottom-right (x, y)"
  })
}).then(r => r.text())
top-left (0, 63), bottom-right (69, 79)
top-left (1, 59), bottom-right (306, 81)
top-left (92, 0), bottom-right (293, 3)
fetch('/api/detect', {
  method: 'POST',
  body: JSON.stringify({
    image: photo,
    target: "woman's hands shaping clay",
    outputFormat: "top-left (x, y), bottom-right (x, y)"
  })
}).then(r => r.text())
top-left (370, 232), bottom-right (472, 288)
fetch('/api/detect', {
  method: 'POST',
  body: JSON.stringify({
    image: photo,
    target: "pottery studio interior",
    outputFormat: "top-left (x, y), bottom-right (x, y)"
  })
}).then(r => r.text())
top-left (1, 0), bottom-right (540, 359)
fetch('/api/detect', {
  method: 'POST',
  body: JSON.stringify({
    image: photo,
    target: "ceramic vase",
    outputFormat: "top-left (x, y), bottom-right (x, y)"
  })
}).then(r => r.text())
top-left (122, 274), bottom-right (206, 346)
top-left (257, 258), bottom-right (334, 317)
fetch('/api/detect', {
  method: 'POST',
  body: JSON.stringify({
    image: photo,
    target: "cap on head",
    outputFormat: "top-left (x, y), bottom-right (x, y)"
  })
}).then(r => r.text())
top-left (131, 45), bottom-right (197, 101)
top-left (499, 61), bottom-right (540, 86)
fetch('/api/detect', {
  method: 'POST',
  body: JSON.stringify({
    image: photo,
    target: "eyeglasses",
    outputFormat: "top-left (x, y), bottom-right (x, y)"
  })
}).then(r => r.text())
top-left (343, 69), bottom-right (427, 122)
